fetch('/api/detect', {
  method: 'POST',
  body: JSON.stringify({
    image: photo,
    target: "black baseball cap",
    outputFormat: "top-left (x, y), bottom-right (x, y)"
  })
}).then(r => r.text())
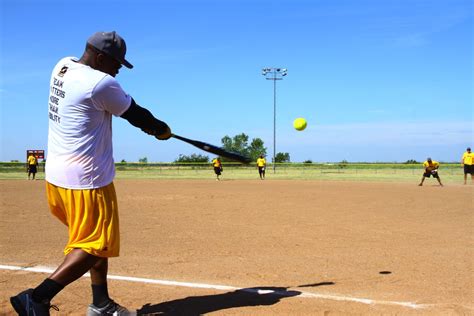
top-left (467, 147), bottom-right (471, 151)
top-left (87, 31), bottom-right (133, 69)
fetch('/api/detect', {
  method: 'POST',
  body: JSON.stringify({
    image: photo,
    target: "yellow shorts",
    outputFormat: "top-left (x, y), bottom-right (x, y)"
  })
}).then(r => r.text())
top-left (45, 181), bottom-right (120, 257)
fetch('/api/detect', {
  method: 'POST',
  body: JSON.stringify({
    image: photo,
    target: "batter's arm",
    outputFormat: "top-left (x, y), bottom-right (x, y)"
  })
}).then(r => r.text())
top-left (120, 98), bottom-right (171, 140)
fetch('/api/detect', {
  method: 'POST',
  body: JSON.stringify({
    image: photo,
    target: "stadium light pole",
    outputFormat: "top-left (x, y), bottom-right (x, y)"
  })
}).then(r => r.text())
top-left (262, 67), bottom-right (287, 173)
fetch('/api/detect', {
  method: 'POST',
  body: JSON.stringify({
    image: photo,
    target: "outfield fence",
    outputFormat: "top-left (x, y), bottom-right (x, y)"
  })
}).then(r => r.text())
top-left (0, 162), bottom-right (464, 182)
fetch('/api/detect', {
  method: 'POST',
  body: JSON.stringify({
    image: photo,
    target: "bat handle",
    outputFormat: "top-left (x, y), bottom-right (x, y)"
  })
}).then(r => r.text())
top-left (171, 134), bottom-right (183, 141)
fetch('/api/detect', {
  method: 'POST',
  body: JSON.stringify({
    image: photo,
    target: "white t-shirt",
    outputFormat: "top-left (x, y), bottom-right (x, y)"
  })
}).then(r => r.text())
top-left (46, 57), bottom-right (131, 189)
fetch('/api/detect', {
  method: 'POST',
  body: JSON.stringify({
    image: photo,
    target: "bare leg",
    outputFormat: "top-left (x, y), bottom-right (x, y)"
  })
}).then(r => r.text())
top-left (49, 249), bottom-right (102, 286)
top-left (90, 257), bottom-right (108, 285)
top-left (419, 176), bottom-right (425, 186)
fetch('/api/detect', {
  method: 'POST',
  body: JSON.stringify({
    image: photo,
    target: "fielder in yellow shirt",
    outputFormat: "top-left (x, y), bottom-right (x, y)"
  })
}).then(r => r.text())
top-left (461, 147), bottom-right (474, 184)
top-left (419, 158), bottom-right (443, 186)
top-left (27, 153), bottom-right (38, 180)
top-left (212, 157), bottom-right (223, 180)
top-left (256, 155), bottom-right (266, 180)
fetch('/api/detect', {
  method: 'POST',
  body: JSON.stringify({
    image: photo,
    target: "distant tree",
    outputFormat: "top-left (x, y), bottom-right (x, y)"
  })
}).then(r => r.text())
top-left (405, 159), bottom-right (418, 164)
top-left (221, 133), bottom-right (268, 162)
top-left (138, 157), bottom-right (148, 163)
top-left (248, 138), bottom-right (267, 161)
top-left (11, 160), bottom-right (19, 162)
top-left (120, 159), bottom-right (127, 163)
top-left (221, 133), bottom-right (250, 158)
top-left (338, 159), bottom-right (348, 168)
top-left (303, 159), bottom-right (313, 164)
top-left (274, 152), bottom-right (290, 163)
top-left (174, 153), bottom-right (210, 163)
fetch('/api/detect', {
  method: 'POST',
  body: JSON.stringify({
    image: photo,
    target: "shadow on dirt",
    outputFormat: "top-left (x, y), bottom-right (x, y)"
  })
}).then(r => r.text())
top-left (137, 282), bottom-right (337, 315)
top-left (137, 286), bottom-right (301, 315)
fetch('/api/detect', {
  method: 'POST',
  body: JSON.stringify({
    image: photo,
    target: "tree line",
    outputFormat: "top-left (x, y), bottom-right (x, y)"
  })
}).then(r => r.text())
top-left (175, 133), bottom-right (290, 163)
top-left (131, 133), bottom-right (425, 164)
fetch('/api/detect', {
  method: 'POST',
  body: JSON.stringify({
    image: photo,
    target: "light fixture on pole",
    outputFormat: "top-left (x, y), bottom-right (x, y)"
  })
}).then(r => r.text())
top-left (262, 67), bottom-right (287, 173)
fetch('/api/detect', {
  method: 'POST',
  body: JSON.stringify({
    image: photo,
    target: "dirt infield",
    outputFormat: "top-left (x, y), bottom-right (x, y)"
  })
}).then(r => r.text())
top-left (1, 179), bottom-right (473, 315)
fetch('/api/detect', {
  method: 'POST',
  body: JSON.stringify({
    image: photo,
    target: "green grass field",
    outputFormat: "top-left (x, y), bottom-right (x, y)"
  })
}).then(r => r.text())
top-left (0, 162), bottom-right (464, 183)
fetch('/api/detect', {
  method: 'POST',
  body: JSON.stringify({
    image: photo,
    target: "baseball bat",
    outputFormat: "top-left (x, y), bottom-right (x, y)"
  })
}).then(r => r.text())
top-left (171, 134), bottom-right (252, 163)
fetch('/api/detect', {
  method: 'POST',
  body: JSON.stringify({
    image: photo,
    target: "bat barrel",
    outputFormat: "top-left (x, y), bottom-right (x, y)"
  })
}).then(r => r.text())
top-left (171, 134), bottom-right (251, 164)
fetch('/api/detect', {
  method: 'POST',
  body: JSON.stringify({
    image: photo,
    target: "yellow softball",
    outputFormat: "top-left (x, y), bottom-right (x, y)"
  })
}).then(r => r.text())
top-left (293, 118), bottom-right (307, 131)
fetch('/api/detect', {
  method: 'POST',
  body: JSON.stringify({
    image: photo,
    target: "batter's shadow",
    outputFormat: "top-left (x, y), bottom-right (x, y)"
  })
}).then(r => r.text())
top-left (137, 286), bottom-right (301, 316)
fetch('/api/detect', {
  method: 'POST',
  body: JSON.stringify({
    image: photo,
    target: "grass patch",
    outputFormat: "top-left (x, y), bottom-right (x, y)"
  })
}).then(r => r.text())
top-left (0, 162), bottom-right (464, 183)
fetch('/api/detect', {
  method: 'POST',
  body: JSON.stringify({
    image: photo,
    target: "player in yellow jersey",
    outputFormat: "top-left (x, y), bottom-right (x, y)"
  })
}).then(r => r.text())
top-left (256, 154), bottom-right (266, 180)
top-left (212, 157), bottom-right (223, 180)
top-left (27, 153), bottom-right (38, 180)
top-left (461, 147), bottom-right (473, 185)
top-left (419, 158), bottom-right (443, 186)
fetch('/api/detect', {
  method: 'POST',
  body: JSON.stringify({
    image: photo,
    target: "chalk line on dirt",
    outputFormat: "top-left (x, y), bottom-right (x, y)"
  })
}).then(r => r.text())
top-left (1, 264), bottom-right (426, 309)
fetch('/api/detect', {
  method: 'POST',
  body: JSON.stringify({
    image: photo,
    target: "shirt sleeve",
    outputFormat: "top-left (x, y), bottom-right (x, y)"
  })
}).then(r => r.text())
top-left (92, 75), bottom-right (132, 117)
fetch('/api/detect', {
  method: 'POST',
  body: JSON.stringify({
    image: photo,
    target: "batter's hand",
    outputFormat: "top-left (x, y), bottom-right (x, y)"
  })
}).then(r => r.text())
top-left (141, 122), bottom-right (171, 140)
top-left (155, 126), bottom-right (172, 140)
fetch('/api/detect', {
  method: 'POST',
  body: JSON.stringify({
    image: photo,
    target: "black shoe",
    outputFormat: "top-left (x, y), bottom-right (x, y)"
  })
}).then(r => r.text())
top-left (10, 289), bottom-right (58, 316)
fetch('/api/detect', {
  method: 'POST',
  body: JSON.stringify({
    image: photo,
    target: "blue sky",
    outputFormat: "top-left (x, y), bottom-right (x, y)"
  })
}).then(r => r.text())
top-left (0, 0), bottom-right (472, 163)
